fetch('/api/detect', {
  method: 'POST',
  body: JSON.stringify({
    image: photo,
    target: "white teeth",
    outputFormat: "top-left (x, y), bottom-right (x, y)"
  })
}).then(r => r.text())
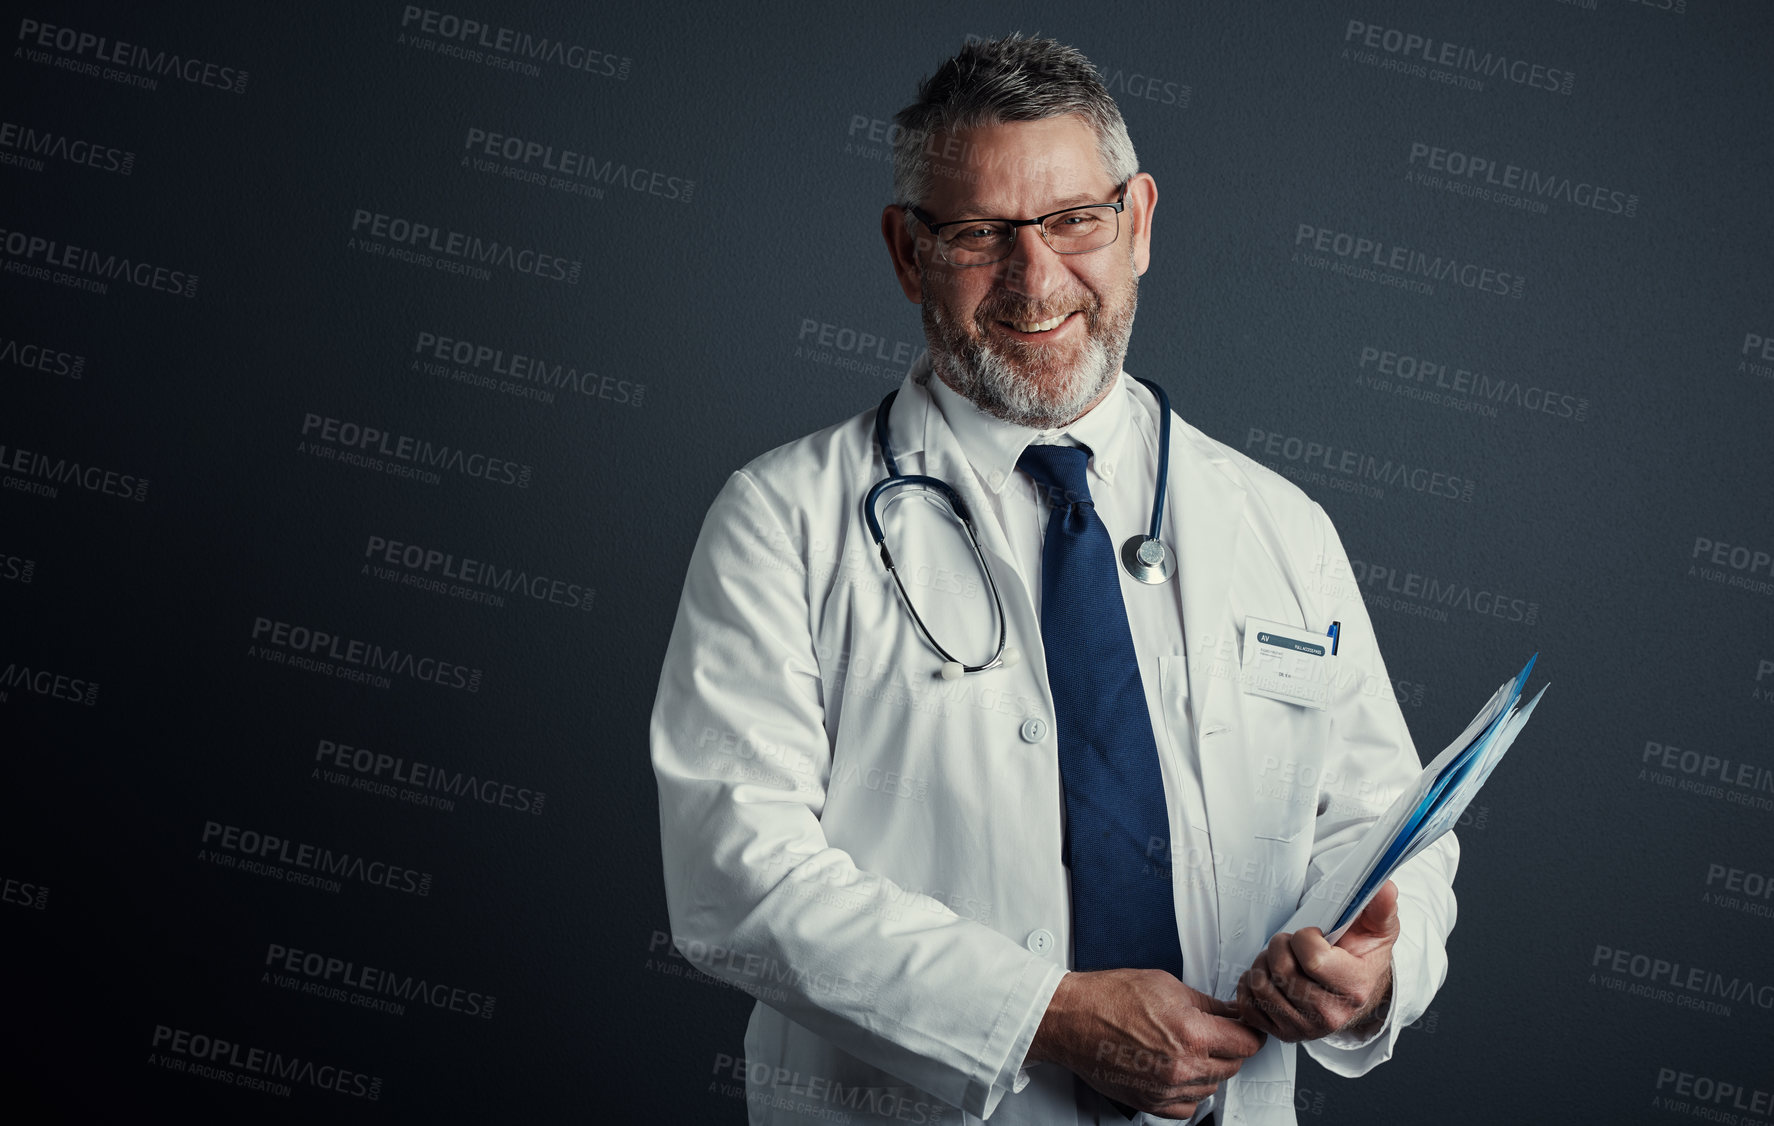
top-left (1009, 313), bottom-right (1068, 333)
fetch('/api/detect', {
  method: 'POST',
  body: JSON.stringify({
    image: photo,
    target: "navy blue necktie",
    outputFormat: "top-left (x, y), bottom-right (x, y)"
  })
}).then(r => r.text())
top-left (1017, 443), bottom-right (1184, 977)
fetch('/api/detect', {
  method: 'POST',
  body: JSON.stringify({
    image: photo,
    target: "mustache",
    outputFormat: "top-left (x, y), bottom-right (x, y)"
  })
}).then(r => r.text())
top-left (973, 291), bottom-right (1099, 329)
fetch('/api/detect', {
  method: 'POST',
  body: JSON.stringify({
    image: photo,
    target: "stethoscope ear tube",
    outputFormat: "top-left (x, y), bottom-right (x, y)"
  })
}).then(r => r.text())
top-left (872, 499), bottom-right (1011, 675)
top-left (866, 377), bottom-right (1175, 674)
top-left (1135, 377), bottom-right (1173, 544)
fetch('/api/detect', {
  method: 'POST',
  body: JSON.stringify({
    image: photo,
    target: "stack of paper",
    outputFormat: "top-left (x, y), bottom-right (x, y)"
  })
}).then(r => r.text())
top-left (1280, 654), bottom-right (1547, 942)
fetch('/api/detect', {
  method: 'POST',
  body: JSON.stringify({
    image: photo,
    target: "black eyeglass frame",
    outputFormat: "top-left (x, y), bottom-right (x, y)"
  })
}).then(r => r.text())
top-left (907, 182), bottom-right (1129, 266)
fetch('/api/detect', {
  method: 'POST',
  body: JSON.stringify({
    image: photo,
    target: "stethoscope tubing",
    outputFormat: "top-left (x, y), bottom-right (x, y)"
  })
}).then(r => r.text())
top-left (865, 377), bottom-right (1174, 675)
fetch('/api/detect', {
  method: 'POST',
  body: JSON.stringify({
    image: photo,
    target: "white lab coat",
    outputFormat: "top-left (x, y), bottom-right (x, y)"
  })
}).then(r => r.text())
top-left (651, 369), bottom-right (1457, 1126)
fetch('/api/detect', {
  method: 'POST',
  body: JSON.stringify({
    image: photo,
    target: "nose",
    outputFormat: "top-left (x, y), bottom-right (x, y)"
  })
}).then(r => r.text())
top-left (996, 223), bottom-right (1066, 301)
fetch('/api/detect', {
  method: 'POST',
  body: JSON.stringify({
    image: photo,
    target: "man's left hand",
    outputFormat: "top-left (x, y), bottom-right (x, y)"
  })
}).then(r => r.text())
top-left (1233, 880), bottom-right (1399, 1043)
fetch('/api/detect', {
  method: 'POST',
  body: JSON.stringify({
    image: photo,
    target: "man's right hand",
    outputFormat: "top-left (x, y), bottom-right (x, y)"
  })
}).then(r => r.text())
top-left (1025, 969), bottom-right (1266, 1119)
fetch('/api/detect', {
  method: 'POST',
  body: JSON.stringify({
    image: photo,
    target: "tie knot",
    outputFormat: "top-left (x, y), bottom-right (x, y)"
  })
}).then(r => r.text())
top-left (1017, 443), bottom-right (1094, 509)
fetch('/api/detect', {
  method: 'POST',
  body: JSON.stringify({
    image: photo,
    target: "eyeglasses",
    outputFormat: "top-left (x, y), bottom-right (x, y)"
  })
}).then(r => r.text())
top-left (909, 183), bottom-right (1127, 267)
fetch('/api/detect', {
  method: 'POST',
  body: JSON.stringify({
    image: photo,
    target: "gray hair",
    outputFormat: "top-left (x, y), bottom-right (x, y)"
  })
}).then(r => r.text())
top-left (890, 35), bottom-right (1139, 211)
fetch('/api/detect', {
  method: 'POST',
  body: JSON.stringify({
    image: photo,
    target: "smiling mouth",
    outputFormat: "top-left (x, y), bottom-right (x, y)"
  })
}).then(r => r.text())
top-left (997, 310), bottom-right (1077, 334)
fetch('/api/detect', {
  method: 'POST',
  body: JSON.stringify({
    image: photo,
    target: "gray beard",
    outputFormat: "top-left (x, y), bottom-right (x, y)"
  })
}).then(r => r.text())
top-left (921, 275), bottom-right (1138, 430)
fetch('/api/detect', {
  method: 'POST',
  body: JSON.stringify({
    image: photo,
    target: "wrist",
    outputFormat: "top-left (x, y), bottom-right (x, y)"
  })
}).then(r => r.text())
top-left (1026, 971), bottom-right (1079, 1065)
top-left (1343, 968), bottom-right (1393, 1034)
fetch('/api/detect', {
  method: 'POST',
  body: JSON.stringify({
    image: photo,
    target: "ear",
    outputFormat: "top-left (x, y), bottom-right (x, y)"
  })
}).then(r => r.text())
top-left (1124, 172), bottom-right (1157, 277)
top-left (882, 205), bottom-right (924, 303)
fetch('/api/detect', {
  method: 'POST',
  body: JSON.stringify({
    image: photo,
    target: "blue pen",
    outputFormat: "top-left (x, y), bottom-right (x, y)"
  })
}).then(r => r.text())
top-left (1327, 621), bottom-right (1340, 656)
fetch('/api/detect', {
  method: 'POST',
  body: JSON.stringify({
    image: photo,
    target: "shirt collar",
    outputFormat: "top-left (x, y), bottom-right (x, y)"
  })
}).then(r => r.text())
top-left (920, 352), bottom-right (1133, 495)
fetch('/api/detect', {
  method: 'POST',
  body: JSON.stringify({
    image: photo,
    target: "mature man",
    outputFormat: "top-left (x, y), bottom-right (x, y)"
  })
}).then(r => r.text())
top-left (652, 36), bottom-right (1456, 1126)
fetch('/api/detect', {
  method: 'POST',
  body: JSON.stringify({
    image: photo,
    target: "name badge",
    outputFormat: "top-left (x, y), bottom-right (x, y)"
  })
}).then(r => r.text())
top-left (1240, 616), bottom-right (1331, 710)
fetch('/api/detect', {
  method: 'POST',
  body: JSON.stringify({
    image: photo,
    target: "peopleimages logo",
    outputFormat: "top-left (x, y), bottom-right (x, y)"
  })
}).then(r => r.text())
top-left (1591, 942), bottom-right (1774, 1017)
top-left (412, 331), bottom-right (643, 407)
top-left (15, 18), bottom-right (250, 93)
top-left (0, 333), bottom-right (85, 379)
top-left (1315, 554), bottom-right (1539, 626)
top-left (963, 34), bottom-right (1191, 110)
top-left (398, 6), bottom-right (630, 80)
top-left (1294, 223), bottom-right (1524, 299)
top-left (710, 1054), bottom-right (944, 1123)
top-left (264, 941), bottom-right (495, 1019)
top-left (0, 439), bottom-right (150, 502)
top-left (0, 659), bottom-right (99, 707)
top-left (364, 534), bottom-right (593, 613)
top-left (1356, 345), bottom-right (1588, 422)
top-left (348, 208), bottom-right (582, 285)
top-left (0, 120), bottom-right (134, 176)
top-left (1244, 428), bottom-right (1476, 503)
top-left (462, 128), bottom-right (693, 203)
top-left (249, 616), bottom-right (484, 694)
top-left (1743, 331), bottom-right (1774, 381)
top-left (797, 317), bottom-right (923, 384)
top-left (314, 736), bottom-right (547, 816)
top-left (1641, 739), bottom-right (1774, 814)
top-left (1343, 19), bottom-right (1574, 94)
top-left (200, 820), bottom-right (434, 898)
top-left (1405, 141), bottom-right (1637, 217)
top-left (299, 413), bottom-right (533, 489)
top-left (1690, 535), bottom-right (1774, 598)
top-left (0, 226), bottom-right (198, 297)
top-left (0, 550), bottom-right (36, 584)
top-left (148, 1025), bottom-right (380, 1101)
top-left (1704, 862), bottom-right (1774, 921)
top-left (1653, 1069), bottom-right (1771, 1120)
top-left (3, 875), bottom-right (49, 910)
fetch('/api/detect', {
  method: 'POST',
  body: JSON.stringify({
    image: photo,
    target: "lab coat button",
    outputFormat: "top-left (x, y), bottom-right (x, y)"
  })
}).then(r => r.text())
top-left (1025, 928), bottom-right (1054, 955)
top-left (1019, 717), bottom-right (1048, 743)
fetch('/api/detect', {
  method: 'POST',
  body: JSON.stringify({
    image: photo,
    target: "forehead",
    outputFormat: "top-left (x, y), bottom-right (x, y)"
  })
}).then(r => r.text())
top-left (919, 115), bottom-right (1112, 216)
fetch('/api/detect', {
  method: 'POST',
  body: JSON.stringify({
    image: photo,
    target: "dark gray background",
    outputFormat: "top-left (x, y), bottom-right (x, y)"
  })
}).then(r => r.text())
top-left (4, 1), bottom-right (1771, 1121)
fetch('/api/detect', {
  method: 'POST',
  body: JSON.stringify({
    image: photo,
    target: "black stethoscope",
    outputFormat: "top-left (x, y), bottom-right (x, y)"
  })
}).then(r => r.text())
top-left (863, 378), bottom-right (1177, 679)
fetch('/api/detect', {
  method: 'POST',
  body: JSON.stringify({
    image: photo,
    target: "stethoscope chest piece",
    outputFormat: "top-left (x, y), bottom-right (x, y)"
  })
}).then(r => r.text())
top-left (1120, 534), bottom-right (1176, 585)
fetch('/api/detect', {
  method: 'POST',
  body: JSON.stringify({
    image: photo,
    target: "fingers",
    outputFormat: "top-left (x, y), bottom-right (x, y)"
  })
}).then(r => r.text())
top-left (1237, 957), bottom-right (1316, 1042)
top-left (1286, 927), bottom-right (1340, 987)
top-left (1180, 985), bottom-right (1240, 1021)
top-left (1149, 1093), bottom-right (1213, 1119)
top-left (1202, 1012), bottom-right (1267, 1059)
top-left (1243, 933), bottom-right (1333, 1038)
top-left (1234, 976), bottom-right (1278, 1038)
top-left (1338, 881), bottom-right (1402, 956)
top-left (1241, 928), bottom-right (1390, 1039)
top-left (1066, 968), bottom-right (1270, 1115)
top-left (1085, 1040), bottom-right (1240, 1116)
top-left (1173, 981), bottom-right (1266, 1058)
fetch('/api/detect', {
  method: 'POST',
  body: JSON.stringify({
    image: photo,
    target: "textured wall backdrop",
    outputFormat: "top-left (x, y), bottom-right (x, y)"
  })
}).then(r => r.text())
top-left (4, 1), bottom-right (1772, 1122)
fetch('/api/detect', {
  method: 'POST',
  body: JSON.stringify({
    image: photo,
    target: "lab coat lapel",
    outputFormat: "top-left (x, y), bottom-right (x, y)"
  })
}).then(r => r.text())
top-left (1167, 420), bottom-right (1249, 843)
